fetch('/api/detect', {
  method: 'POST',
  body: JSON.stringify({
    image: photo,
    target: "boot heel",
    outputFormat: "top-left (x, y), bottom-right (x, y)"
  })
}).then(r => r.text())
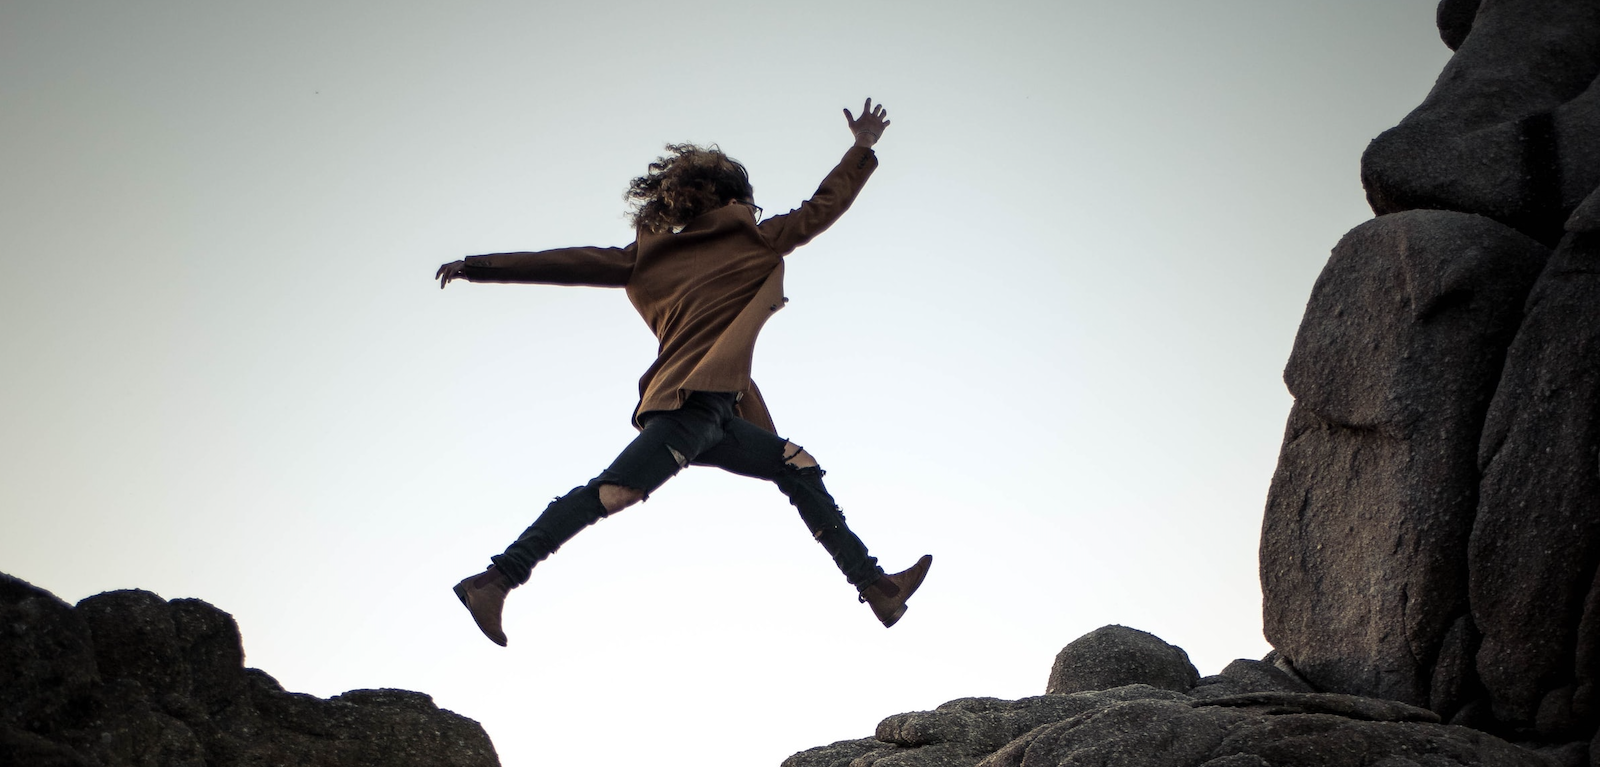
top-left (860, 554), bottom-right (931, 628)
top-left (883, 603), bottom-right (907, 628)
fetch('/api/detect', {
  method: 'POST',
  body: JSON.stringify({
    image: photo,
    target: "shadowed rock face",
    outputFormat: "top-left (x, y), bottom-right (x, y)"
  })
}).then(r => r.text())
top-left (785, 626), bottom-right (1553, 767)
top-left (1261, 210), bottom-right (1548, 708)
top-left (1258, 0), bottom-right (1600, 753)
top-left (1361, 0), bottom-right (1600, 245)
top-left (0, 573), bottom-right (499, 767)
top-left (1435, 0), bottom-right (1481, 51)
top-left (1472, 230), bottom-right (1600, 736)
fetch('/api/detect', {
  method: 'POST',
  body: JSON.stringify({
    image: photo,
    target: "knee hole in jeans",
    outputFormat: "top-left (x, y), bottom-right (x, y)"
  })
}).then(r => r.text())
top-left (597, 483), bottom-right (646, 514)
top-left (783, 442), bottom-right (819, 469)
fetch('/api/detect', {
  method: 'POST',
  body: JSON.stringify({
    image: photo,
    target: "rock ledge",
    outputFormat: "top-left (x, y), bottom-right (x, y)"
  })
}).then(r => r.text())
top-left (0, 572), bottom-right (499, 767)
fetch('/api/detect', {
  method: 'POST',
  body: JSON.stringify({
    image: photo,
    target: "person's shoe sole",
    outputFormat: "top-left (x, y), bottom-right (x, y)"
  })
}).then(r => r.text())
top-left (881, 603), bottom-right (908, 628)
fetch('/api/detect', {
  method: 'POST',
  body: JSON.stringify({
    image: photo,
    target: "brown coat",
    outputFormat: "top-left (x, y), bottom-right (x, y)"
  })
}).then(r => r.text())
top-left (459, 145), bottom-right (879, 434)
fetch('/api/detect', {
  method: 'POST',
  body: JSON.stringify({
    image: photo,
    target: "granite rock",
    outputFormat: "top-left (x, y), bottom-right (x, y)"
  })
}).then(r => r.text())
top-left (1261, 210), bottom-right (1548, 707)
top-left (1361, 0), bottom-right (1600, 243)
top-left (1471, 231), bottom-right (1600, 735)
top-left (1436, 0), bottom-right (1482, 51)
top-left (0, 573), bottom-right (499, 767)
top-left (790, 628), bottom-right (1555, 767)
top-left (1047, 625), bottom-right (1200, 695)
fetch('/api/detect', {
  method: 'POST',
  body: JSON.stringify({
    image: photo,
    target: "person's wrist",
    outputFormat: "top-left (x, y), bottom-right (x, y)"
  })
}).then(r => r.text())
top-left (853, 132), bottom-right (879, 148)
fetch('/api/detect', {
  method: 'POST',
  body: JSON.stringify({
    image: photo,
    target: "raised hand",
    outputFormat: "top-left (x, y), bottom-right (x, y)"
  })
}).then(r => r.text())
top-left (843, 98), bottom-right (890, 148)
top-left (436, 260), bottom-right (467, 289)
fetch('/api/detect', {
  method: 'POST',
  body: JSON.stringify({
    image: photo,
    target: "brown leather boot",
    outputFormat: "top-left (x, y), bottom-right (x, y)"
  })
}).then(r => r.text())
top-left (859, 554), bottom-right (932, 628)
top-left (453, 566), bottom-right (512, 646)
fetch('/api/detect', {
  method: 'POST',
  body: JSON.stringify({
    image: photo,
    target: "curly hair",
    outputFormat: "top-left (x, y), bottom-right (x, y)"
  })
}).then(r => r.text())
top-left (625, 143), bottom-right (754, 234)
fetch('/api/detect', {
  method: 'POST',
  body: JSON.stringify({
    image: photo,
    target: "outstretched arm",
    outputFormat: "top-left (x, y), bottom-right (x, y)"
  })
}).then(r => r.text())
top-left (436, 242), bottom-right (638, 289)
top-left (757, 98), bottom-right (889, 255)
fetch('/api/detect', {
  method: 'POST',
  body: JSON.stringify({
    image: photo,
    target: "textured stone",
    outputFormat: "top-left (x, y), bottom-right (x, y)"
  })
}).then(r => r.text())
top-left (1212, 714), bottom-right (1552, 767)
top-left (0, 572), bottom-right (499, 767)
top-left (792, 630), bottom-right (1559, 767)
top-left (974, 699), bottom-right (1248, 767)
top-left (876, 695), bottom-right (1106, 752)
top-left (0, 574), bottom-right (98, 734)
top-left (781, 737), bottom-right (895, 767)
top-left (1262, 210), bottom-right (1549, 707)
top-left (1047, 626), bottom-right (1200, 695)
top-left (0, 725), bottom-right (91, 767)
top-left (1436, 0), bottom-right (1482, 51)
top-left (1428, 615), bottom-right (1483, 723)
top-left (77, 590), bottom-right (191, 701)
top-left (1198, 756), bottom-right (1271, 767)
top-left (168, 598), bottom-right (249, 717)
top-left (1566, 183), bottom-right (1600, 233)
top-left (1190, 661), bottom-right (1314, 703)
top-left (1218, 659), bottom-right (1315, 695)
top-left (1361, 0), bottom-right (1600, 242)
top-left (1471, 231), bottom-right (1600, 733)
top-left (1189, 677), bottom-right (1258, 702)
top-left (1194, 692), bottom-right (1442, 724)
top-left (852, 742), bottom-right (986, 767)
top-left (1553, 78), bottom-right (1600, 216)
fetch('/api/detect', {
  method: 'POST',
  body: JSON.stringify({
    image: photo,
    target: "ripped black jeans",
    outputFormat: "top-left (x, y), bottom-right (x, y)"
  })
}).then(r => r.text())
top-left (490, 391), bottom-right (884, 590)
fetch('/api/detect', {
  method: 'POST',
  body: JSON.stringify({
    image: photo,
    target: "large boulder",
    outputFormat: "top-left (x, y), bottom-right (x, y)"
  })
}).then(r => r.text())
top-left (1260, 210), bottom-right (1548, 708)
top-left (0, 573), bottom-right (499, 767)
top-left (1360, 0), bottom-right (1600, 243)
top-left (1470, 230), bottom-right (1600, 737)
top-left (1047, 625), bottom-right (1200, 695)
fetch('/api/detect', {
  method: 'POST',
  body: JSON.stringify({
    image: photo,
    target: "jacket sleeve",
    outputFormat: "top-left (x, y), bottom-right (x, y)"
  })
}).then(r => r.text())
top-left (458, 242), bottom-right (637, 287)
top-left (757, 146), bottom-right (878, 256)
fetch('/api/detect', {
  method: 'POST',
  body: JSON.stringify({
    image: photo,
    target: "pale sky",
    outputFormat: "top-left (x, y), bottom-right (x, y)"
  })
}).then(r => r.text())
top-left (1, 3), bottom-right (1450, 766)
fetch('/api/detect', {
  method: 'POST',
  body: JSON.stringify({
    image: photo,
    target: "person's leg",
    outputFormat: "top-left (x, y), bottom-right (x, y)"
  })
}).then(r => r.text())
top-left (455, 393), bottom-right (740, 645)
top-left (695, 420), bottom-right (930, 626)
top-left (457, 397), bottom-right (736, 646)
top-left (494, 393), bottom-right (738, 584)
top-left (694, 419), bottom-right (884, 588)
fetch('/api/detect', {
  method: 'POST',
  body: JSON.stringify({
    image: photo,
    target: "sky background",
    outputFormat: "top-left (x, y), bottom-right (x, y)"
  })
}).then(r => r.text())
top-left (1, 2), bottom-right (1452, 765)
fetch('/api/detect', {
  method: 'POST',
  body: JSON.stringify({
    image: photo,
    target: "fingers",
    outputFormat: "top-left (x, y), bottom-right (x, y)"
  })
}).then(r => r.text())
top-left (853, 98), bottom-right (887, 121)
top-left (437, 261), bottom-right (463, 289)
top-left (847, 99), bottom-right (890, 141)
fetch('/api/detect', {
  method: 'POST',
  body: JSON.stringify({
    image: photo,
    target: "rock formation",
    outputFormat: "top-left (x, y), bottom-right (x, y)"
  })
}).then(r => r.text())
top-left (0, 572), bottom-right (499, 767)
top-left (794, 1), bottom-right (1600, 764)
top-left (1259, 210), bottom-right (1548, 710)
top-left (784, 625), bottom-right (1561, 767)
top-left (1257, 0), bottom-right (1600, 752)
top-left (15, 4), bottom-right (1600, 766)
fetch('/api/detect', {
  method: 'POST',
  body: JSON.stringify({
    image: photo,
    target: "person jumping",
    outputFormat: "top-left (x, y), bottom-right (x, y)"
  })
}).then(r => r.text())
top-left (436, 98), bottom-right (931, 646)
